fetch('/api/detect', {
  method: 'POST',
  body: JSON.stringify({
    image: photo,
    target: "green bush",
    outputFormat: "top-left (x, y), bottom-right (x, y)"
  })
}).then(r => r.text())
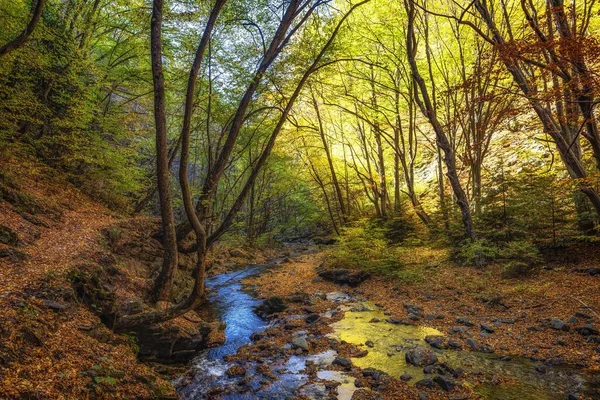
top-left (455, 239), bottom-right (499, 267)
top-left (456, 238), bottom-right (541, 274)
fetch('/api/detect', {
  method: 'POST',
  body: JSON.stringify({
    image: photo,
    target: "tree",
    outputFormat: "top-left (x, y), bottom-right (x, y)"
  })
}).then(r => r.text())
top-left (0, 0), bottom-right (44, 57)
top-left (405, 0), bottom-right (476, 240)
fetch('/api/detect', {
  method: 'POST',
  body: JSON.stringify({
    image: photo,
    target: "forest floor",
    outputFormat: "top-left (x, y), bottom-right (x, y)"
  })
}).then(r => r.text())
top-left (229, 245), bottom-right (600, 399)
top-left (0, 147), bottom-right (276, 399)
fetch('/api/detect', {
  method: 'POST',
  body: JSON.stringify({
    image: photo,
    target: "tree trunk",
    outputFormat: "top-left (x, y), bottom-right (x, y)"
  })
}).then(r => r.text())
top-left (150, 0), bottom-right (179, 303)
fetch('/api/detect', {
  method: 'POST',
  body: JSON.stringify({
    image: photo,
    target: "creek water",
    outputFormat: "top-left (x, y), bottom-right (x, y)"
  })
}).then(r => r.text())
top-left (176, 262), bottom-right (599, 399)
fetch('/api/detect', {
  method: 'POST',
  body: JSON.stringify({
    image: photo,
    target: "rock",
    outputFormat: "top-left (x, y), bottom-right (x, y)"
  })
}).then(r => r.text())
top-left (250, 332), bottom-right (264, 341)
top-left (527, 326), bottom-right (543, 332)
top-left (418, 393), bottom-right (428, 400)
top-left (333, 357), bottom-right (352, 369)
top-left (575, 312), bottom-right (592, 320)
top-left (405, 346), bottom-right (438, 366)
top-left (369, 318), bottom-right (381, 323)
top-left (365, 340), bottom-right (374, 348)
top-left (226, 365), bottom-right (246, 377)
top-left (305, 314), bottom-right (320, 324)
top-left (351, 304), bottom-right (371, 312)
top-left (480, 324), bottom-right (495, 333)
top-left (134, 321), bottom-right (211, 363)
top-left (433, 375), bottom-right (457, 391)
top-left (550, 318), bottom-right (570, 331)
top-left (400, 373), bottom-right (412, 381)
top-left (350, 388), bottom-right (383, 400)
top-left (408, 313), bottom-right (421, 321)
top-left (425, 335), bottom-right (448, 350)
top-left (465, 338), bottom-right (478, 351)
top-left (449, 326), bottom-right (468, 334)
top-left (568, 393), bottom-right (580, 400)
top-left (291, 336), bottom-right (309, 351)
top-left (387, 317), bottom-right (411, 325)
top-left (423, 365), bottom-right (437, 374)
top-left (316, 266), bottom-right (370, 287)
top-left (254, 296), bottom-right (287, 316)
top-left (354, 350), bottom-right (369, 358)
top-left (403, 304), bottom-right (424, 316)
top-left (43, 299), bottom-right (67, 311)
top-left (415, 379), bottom-right (436, 389)
top-left (500, 355), bottom-right (512, 361)
top-left (456, 317), bottom-right (474, 327)
top-left (576, 324), bottom-right (599, 336)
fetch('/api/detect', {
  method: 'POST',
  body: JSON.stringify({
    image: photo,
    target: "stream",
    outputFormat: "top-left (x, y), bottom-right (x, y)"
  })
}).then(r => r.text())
top-left (175, 260), bottom-right (600, 399)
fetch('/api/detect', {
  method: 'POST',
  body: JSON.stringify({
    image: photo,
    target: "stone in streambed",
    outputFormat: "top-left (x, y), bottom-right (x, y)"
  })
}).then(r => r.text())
top-left (254, 296), bottom-right (287, 316)
top-left (291, 336), bottom-right (308, 351)
top-left (226, 365), bottom-right (246, 377)
top-left (333, 357), bottom-right (352, 370)
top-left (405, 346), bottom-right (438, 366)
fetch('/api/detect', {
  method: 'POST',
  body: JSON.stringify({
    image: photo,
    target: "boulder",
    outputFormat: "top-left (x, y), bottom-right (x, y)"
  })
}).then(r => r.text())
top-left (316, 265), bottom-right (370, 287)
top-left (254, 296), bottom-right (287, 317)
top-left (405, 346), bottom-right (438, 366)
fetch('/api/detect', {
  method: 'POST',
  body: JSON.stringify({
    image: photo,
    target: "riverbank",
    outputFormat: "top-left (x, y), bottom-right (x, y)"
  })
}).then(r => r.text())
top-left (201, 248), bottom-right (600, 399)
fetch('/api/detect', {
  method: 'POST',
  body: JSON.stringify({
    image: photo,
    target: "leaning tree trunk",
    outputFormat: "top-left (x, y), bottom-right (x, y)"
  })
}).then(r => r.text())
top-left (405, 0), bottom-right (476, 240)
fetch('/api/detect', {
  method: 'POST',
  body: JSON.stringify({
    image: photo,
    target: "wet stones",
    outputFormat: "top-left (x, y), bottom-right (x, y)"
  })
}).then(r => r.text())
top-left (225, 365), bottom-right (246, 377)
top-left (405, 346), bottom-right (438, 366)
top-left (480, 324), bottom-right (495, 333)
top-left (332, 356), bottom-right (352, 370)
top-left (400, 373), bottom-right (412, 381)
top-left (291, 336), bottom-right (309, 351)
top-left (361, 368), bottom-right (390, 390)
top-left (254, 296), bottom-right (287, 317)
top-left (305, 314), bottom-right (320, 324)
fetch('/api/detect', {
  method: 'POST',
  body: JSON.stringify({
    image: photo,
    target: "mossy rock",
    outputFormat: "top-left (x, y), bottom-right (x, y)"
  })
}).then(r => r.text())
top-left (68, 263), bottom-right (116, 324)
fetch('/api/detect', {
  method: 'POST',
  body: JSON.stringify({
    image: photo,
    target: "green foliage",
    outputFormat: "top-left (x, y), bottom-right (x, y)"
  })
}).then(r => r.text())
top-left (0, 0), bottom-right (150, 210)
top-left (456, 238), bottom-right (541, 274)
top-left (323, 218), bottom-right (426, 284)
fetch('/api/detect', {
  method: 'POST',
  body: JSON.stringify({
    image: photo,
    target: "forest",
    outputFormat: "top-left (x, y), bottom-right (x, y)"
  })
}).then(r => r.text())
top-left (1, 0), bottom-right (600, 399)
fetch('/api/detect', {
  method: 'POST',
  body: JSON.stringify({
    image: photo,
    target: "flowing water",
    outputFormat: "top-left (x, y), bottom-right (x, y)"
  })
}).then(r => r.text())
top-left (176, 261), bottom-right (600, 399)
